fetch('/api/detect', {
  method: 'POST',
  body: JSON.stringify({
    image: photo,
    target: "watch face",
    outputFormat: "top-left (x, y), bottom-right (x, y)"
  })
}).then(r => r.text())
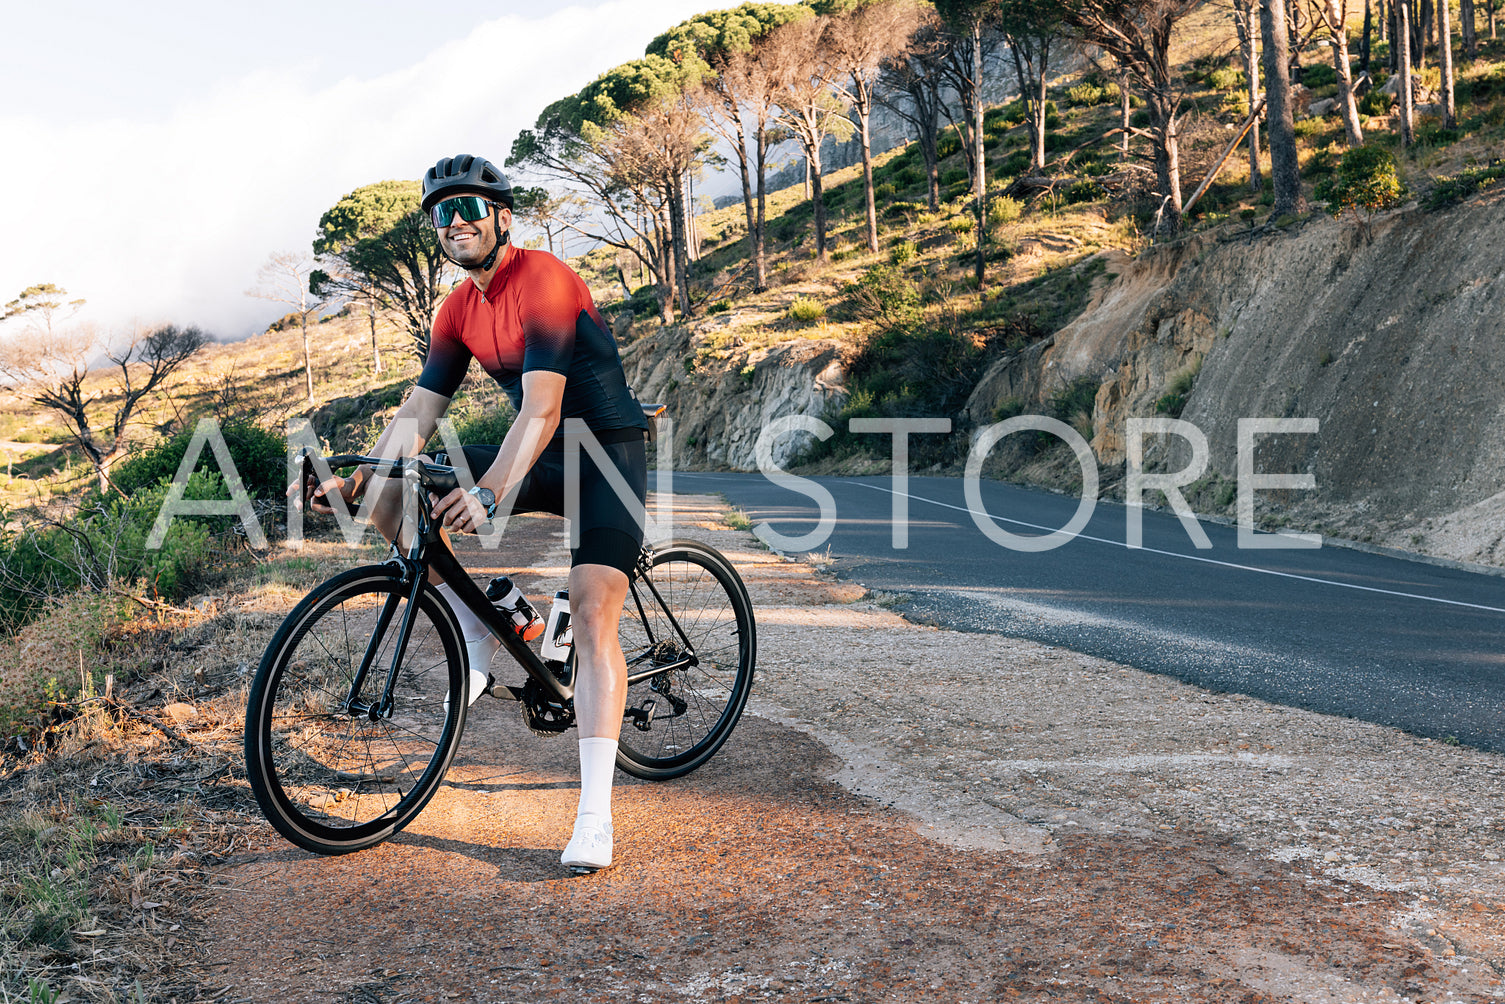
top-left (471, 486), bottom-right (495, 507)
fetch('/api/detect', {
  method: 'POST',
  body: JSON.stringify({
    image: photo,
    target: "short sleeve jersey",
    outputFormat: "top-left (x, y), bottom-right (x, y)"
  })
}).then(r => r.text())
top-left (417, 243), bottom-right (648, 438)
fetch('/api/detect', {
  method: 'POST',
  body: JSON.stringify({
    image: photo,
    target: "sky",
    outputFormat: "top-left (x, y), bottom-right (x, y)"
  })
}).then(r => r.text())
top-left (0, 0), bottom-right (712, 342)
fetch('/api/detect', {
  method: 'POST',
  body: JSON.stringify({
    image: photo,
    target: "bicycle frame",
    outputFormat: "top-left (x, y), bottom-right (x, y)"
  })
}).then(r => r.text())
top-left (302, 451), bottom-right (698, 718)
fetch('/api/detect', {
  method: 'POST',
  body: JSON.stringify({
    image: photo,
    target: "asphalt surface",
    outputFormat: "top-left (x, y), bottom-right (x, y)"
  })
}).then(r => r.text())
top-left (661, 471), bottom-right (1505, 753)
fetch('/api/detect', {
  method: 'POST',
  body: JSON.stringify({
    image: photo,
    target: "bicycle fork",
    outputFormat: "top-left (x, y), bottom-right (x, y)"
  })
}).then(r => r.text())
top-left (343, 569), bottom-right (429, 721)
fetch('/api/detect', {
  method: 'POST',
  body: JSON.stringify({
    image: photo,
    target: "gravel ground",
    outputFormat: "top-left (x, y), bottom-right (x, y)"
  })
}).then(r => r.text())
top-left (196, 494), bottom-right (1505, 1003)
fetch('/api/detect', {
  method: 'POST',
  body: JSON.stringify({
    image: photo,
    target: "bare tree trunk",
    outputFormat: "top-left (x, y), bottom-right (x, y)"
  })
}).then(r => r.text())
top-left (1411, 0), bottom-right (1426, 67)
top-left (1398, 0), bottom-right (1416, 144)
top-left (811, 143), bottom-right (829, 261)
top-left (1440, 0), bottom-right (1457, 125)
top-left (1328, 0), bottom-right (1365, 145)
top-left (1235, 0), bottom-right (1264, 190)
top-left (1149, 91), bottom-right (1184, 237)
top-left (299, 312), bottom-right (314, 404)
top-left (804, 157), bottom-right (812, 200)
top-left (755, 124), bottom-right (769, 292)
top-left (669, 178), bottom-right (692, 316)
top-left (972, 19), bottom-right (986, 292)
top-left (656, 213), bottom-right (676, 325)
top-left (1462, 0), bottom-right (1477, 57)
top-left (1380, 0), bottom-right (1388, 40)
top-left (733, 117), bottom-right (758, 288)
top-left (1119, 71), bottom-right (1132, 162)
top-left (856, 81), bottom-right (879, 253)
top-left (1262, 0), bottom-right (1306, 216)
top-left (368, 295), bottom-right (383, 376)
top-left (917, 75), bottom-right (942, 210)
top-left (1362, 0), bottom-right (1374, 68)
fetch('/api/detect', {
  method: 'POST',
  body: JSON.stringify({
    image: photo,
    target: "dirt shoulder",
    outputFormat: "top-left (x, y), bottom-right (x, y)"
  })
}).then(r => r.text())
top-left (6, 493), bottom-right (1503, 1002)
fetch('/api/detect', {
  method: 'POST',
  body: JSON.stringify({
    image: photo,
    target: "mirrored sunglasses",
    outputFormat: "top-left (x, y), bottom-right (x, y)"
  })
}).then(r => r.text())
top-left (429, 196), bottom-right (498, 228)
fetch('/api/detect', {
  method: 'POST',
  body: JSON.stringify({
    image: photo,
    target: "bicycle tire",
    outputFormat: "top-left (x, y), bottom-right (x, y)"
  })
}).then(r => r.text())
top-left (615, 539), bottom-right (756, 780)
top-left (244, 565), bottom-right (466, 854)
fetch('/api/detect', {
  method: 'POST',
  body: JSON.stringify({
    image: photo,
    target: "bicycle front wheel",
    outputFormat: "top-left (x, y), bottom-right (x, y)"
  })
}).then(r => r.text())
top-left (616, 540), bottom-right (756, 780)
top-left (244, 566), bottom-right (465, 854)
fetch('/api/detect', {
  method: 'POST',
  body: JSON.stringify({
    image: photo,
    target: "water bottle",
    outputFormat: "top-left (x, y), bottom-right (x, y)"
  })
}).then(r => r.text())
top-left (540, 590), bottom-right (573, 662)
top-left (485, 576), bottom-right (545, 641)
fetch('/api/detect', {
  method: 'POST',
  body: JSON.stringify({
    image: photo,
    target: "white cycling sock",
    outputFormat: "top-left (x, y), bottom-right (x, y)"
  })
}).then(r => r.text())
top-left (435, 582), bottom-right (488, 641)
top-left (576, 737), bottom-right (618, 821)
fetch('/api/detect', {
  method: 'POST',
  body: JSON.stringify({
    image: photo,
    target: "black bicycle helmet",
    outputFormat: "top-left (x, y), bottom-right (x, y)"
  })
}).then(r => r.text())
top-left (421, 154), bottom-right (514, 212)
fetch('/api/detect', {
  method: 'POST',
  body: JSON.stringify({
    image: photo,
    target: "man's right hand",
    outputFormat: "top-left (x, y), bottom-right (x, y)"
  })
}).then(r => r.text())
top-left (288, 473), bottom-right (356, 515)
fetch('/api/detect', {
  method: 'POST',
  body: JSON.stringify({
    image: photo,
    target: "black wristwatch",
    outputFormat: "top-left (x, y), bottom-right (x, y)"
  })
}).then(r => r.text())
top-left (467, 485), bottom-right (497, 519)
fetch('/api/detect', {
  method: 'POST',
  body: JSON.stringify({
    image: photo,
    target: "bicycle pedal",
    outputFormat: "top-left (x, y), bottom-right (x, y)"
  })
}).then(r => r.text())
top-left (627, 698), bottom-right (657, 732)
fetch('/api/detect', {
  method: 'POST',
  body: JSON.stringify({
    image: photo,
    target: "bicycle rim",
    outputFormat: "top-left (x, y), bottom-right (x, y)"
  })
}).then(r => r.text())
top-left (616, 541), bottom-right (755, 779)
top-left (245, 567), bottom-right (464, 854)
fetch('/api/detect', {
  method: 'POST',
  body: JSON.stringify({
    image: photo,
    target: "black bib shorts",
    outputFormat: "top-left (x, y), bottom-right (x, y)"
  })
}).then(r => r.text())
top-left (442, 433), bottom-right (648, 576)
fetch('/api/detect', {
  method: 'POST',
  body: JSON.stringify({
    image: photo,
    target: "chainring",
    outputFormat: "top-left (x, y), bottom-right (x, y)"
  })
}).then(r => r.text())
top-left (519, 677), bottom-right (575, 736)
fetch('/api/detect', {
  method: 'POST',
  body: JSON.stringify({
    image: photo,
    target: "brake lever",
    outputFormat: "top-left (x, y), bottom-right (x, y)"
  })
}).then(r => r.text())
top-left (300, 451), bottom-right (315, 512)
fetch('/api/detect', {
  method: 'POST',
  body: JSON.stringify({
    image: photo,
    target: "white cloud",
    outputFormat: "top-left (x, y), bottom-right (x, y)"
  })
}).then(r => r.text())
top-left (0, 0), bottom-right (706, 342)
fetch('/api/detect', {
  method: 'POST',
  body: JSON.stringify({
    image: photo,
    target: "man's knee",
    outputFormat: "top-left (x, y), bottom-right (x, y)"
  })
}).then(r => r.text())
top-left (569, 566), bottom-right (629, 635)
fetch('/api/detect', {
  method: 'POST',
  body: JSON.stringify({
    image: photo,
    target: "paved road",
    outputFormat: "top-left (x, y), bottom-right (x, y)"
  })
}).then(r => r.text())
top-left (662, 471), bottom-right (1505, 753)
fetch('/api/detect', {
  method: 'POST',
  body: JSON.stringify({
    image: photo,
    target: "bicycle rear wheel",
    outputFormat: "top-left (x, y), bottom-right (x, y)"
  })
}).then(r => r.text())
top-left (244, 565), bottom-right (465, 854)
top-left (616, 540), bottom-right (756, 780)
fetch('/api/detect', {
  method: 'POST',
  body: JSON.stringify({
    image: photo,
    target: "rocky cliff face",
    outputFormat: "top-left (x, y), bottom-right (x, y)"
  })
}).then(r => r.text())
top-left (967, 189), bottom-right (1505, 557)
top-left (620, 323), bottom-right (849, 470)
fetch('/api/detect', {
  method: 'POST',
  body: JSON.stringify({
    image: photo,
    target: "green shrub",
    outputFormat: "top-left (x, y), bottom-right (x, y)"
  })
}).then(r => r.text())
top-left (707, 298), bottom-right (732, 314)
top-left (626, 284), bottom-right (661, 316)
top-left (895, 167), bottom-right (924, 188)
top-left (948, 214), bottom-right (977, 233)
top-left (0, 472), bottom-right (224, 631)
top-left (1359, 88), bottom-right (1392, 116)
top-left (1067, 83), bottom-right (1106, 107)
top-left (111, 418), bottom-right (286, 500)
top-left (1314, 144), bottom-right (1408, 217)
top-left (1206, 66), bottom-right (1247, 92)
top-left (936, 132), bottom-right (961, 159)
top-left (846, 264), bottom-right (921, 325)
top-left (987, 195), bottom-right (1023, 226)
top-left (447, 400), bottom-right (514, 445)
top-left (874, 182), bottom-right (897, 201)
top-left (788, 297), bottom-right (826, 324)
top-left (1064, 180), bottom-right (1106, 204)
top-left (1425, 162), bottom-right (1505, 209)
top-left (940, 167), bottom-right (968, 187)
top-left (998, 150), bottom-right (1031, 178)
top-left (1154, 362), bottom-right (1201, 417)
top-left (889, 240), bottom-right (918, 265)
top-left (1301, 63), bottom-right (1337, 89)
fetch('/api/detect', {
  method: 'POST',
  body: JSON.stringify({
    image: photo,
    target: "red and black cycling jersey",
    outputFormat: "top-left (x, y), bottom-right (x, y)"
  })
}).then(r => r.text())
top-left (416, 242), bottom-right (648, 439)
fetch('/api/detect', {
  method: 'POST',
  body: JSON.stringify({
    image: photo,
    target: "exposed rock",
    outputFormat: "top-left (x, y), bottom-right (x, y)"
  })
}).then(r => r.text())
top-left (1308, 97), bottom-right (1338, 118)
top-left (621, 325), bottom-right (849, 470)
top-left (1047, 189), bottom-right (1505, 547)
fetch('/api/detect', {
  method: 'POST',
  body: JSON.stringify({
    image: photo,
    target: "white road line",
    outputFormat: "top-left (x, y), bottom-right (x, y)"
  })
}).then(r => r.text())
top-left (848, 481), bottom-right (1505, 615)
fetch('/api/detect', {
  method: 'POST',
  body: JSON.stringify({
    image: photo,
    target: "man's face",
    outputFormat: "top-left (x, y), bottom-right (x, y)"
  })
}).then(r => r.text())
top-left (435, 193), bottom-right (512, 268)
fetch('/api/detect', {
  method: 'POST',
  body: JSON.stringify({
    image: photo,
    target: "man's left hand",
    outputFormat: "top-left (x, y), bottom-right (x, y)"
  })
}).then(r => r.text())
top-left (430, 488), bottom-right (492, 534)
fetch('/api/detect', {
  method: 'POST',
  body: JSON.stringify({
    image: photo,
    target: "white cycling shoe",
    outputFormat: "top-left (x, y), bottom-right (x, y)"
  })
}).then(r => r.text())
top-left (561, 815), bottom-right (613, 873)
top-left (443, 634), bottom-right (501, 714)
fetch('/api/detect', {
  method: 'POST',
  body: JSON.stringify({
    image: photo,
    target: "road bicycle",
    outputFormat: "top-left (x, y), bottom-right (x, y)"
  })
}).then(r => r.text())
top-left (243, 443), bottom-right (756, 856)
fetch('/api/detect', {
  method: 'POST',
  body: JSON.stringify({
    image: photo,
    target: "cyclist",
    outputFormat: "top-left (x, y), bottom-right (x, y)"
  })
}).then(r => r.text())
top-left (306, 154), bottom-right (649, 873)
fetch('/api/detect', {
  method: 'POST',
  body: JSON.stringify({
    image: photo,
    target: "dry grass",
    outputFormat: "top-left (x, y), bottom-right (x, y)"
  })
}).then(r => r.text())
top-left (0, 534), bottom-right (382, 1002)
